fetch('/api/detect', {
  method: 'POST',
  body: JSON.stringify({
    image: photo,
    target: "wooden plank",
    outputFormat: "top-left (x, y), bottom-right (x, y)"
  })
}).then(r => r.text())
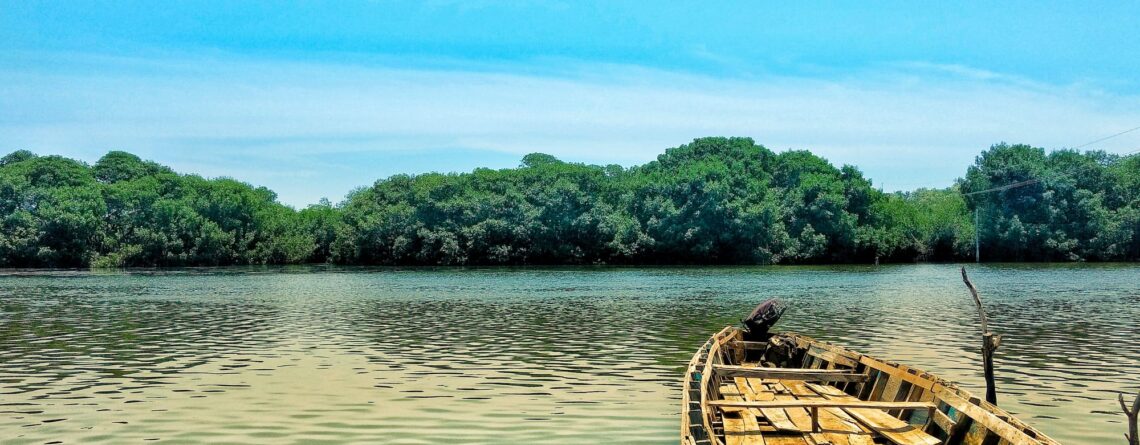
top-left (724, 416), bottom-right (748, 445)
top-left (764, 381), bottom-right (874, 445)
top-left (768, 382), bottom-right (816, 432)
top-left (931, 386), bottom-right (1043, 445)
top-left (809, 433), bottom-right (875, 445)
top-left (795, 337), bottom-right (862, 359)
top-left (877, 373), bottom-right (904, 403)
top-left (763, 437), bottom-right (808, 445)
top-left (709, 400), bottom-right (937, 410)
top-left (723, 415), bottom-right (767, 445)
top-left (779, 378), bottom-right (875, 445)
top-left (784, 381), bottom-right (869, 434)
top-left (806, 383), bottom-right (940, 445)
top-left (737, 377), bottom-right (798, 432)
top-left (931, 406), bottom-right (955, 433)
top-left (715, 365), bottom-right (869, 382)
top-left (720, 382), bottom-right (766, 444)
top-left (858, 356), bottom-right (937, 391)
top-left (807, 345), bottom-right (859, 368)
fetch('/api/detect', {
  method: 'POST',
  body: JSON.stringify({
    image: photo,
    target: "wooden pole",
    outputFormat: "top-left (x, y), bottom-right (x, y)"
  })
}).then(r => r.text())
top-left (1121, 391), bottom-right (1140, 445)
top-left (975, 210), bottom-right (980, 263)
top-left (961, 267), bottom-right (1000, 405)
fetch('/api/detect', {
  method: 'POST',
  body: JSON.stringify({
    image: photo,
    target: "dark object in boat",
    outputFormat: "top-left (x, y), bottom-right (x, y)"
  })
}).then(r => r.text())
top-left (741, 298), bottom-right (785, 340)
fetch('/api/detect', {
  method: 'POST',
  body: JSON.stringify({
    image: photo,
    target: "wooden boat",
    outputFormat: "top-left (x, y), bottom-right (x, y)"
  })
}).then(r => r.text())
top-left (681, 326), bottom-right (1062, 445)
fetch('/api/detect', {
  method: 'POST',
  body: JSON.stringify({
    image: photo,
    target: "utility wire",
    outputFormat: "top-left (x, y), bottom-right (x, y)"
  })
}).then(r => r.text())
top-left (961, 148), bottom-right (1138, 197)
top-left (962, 178), bottom-right (1041, 196)
top-left (962, 123), bottom-right (1140, 197)
top-left (1072, 125), bottom-right (1140, 150)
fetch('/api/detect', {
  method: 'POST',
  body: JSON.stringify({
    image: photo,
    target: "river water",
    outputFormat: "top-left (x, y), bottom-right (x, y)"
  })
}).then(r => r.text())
top-left (0, 264), bottom-right (1137, 444)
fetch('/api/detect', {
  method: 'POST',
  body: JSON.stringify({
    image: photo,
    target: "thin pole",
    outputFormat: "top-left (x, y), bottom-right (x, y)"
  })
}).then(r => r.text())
top-left (975, 209), bottom-right (980, 263)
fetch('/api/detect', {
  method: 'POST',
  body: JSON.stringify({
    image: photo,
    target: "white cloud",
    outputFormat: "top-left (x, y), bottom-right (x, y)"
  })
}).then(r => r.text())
top-left (2, 52), bottom-right (1139, 206)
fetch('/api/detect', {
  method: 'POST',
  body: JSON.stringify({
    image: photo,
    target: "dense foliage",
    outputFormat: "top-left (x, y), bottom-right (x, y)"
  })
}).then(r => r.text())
top-left (961, 143), bottom-right (1140, 261)
top-left (1, 138), bottom-right (1136, 267)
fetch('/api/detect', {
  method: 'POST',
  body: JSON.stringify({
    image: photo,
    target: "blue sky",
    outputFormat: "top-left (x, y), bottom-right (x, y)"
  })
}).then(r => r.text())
top-left (3, 1), bottom-right (1139, 207)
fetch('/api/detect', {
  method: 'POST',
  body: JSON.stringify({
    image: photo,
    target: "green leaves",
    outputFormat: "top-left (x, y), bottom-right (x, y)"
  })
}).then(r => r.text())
top-left (1, 138), bottom-right (1136, 267)
top-left (959, 143), bottom-right (1139, 261)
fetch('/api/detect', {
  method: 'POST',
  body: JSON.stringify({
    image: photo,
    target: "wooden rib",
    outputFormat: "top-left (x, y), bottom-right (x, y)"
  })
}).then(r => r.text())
top-left (806, 383), bottom-right (940, 445)
top-left (931, 408), bottom-right (956, 435)
top-left (715, 365), bottom-right (869, 382)
top-left (700, 326), bottom-right (736, 445)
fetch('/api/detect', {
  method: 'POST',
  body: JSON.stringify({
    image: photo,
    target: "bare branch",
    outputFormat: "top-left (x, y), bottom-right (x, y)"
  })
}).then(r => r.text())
top-left (961, 267), bottom-right (989, 334)
top-left (1122, 391), bottom-right (1140, 445)
top-left (960, 267), bottom-right (999, 405)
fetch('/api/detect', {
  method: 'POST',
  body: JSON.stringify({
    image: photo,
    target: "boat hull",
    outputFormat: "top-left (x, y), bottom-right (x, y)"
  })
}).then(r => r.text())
top-left (681, 327), bottom-right (1060, 445)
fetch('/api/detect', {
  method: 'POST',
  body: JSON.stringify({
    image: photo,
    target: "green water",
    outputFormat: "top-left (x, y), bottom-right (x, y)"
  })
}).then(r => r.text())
top-left (1, 264), bottom-right (1137, 444)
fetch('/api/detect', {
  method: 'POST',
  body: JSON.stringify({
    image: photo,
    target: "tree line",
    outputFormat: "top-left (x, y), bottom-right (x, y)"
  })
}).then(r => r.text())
top-left (1, 137), bottom-right (1137, 267)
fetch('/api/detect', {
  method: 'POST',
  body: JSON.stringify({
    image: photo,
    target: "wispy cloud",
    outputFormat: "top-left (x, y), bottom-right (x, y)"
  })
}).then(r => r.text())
top-left (2, 51), bottom-right (1139, 207)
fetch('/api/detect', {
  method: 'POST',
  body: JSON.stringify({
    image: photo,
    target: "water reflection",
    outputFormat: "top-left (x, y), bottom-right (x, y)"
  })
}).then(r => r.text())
top-left (0, 264), bottom-right (1137, 444)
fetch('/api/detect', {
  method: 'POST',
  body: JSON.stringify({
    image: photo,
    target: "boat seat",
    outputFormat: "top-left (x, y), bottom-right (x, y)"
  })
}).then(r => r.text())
top-left (709, 400), bottom-right (937, 410)
top-left (713, 365), bottom-right (869, 382)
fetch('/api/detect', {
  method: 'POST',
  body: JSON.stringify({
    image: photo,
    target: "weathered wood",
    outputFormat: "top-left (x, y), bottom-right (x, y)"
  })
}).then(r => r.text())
top-left (807, 345), bottom-right (859, 369)
top-left (783, 381), bottom-right (868, 434)
top-left (710, 400), bottom-right (936, 410)
top-left (730, 340), bottom-right (771, 350)
top-left (700, 326), bottom-right (737, 445)
top-left (763, 438), bottom-right (807, 445)
top-left (737, 377), bottom-right (797, 432)
top-left (714, 365), bottom-right (869, 382)
top-left (809, 432), bottom-right (875, 445)
top-left (683, 327), bottom-right (1060, 445)
top-left (723, 416), bottom-right (748, 445)
top-left (858, 356), bottom-right (938, 391)
top-left (931, 408), bottom-right (956, 435)
top-left (807, 383), bottom-right (940, 445)
top-left (1121, 391), bottom-right (1140, 445)
top-left (721, 382), bottom-right (766, 445)
top-left (961, 267), bottom-right (1001, 405)
top-left (769, 381), bottom-right (818, 433)
top-left (931, 385), bottom-right (1042, 445)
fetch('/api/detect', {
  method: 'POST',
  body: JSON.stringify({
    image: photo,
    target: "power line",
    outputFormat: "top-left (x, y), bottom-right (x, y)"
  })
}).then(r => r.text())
top-left (1072, 125), bottom-right (1140, 150)
top-left (961, 147), bottom-right (1138, 196)
top-left (961, 122), bottom-right (1140, 197)
top-left (962, 178), bottom-right (1040, 196)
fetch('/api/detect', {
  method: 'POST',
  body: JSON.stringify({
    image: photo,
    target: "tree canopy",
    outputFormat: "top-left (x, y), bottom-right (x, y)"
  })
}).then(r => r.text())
top-left (1, 138), bottom-right (1136, 267)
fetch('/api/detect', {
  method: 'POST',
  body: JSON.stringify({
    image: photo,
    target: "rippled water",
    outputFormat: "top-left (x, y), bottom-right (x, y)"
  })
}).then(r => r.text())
top-left (0, 264), bottom-right (1137, 444)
